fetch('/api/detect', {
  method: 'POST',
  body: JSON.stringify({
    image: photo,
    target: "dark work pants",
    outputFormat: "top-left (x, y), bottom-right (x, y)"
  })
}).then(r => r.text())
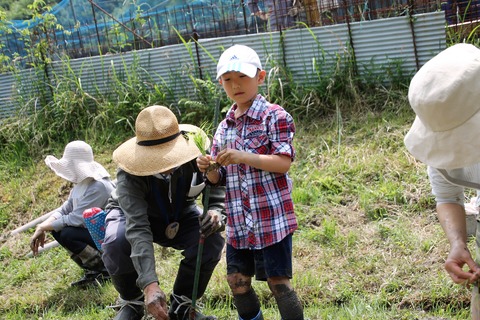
top-left (102, 207), bottom-right (225, 299)
top-left (52, 226), bottom-right (96, 254)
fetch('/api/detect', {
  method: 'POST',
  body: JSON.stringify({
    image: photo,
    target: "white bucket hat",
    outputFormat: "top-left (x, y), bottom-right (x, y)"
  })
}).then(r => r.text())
top-left (113, 105), bottom-right (207, 176)
top-left (404, 43), bottom-right (480, 169)
top-left (216, 44), bottom-right (262, 79)
top-left (45, 140), bottom-right (110, 184)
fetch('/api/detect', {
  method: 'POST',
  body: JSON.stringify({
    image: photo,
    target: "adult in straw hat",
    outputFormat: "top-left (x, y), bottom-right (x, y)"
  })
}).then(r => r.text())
top-left (404, 43), bottom-right (480, 319)
top-left (30, 140), bottom-right (115, 287)
top-left (101, 105), bottom-right (225, 320)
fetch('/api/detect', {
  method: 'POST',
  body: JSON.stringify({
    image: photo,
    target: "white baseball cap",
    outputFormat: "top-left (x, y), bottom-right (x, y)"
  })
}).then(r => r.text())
top-left (216, 44), bottom-right (262, 79)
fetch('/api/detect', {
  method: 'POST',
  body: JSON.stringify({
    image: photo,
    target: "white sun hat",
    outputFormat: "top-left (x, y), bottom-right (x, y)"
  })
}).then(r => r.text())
top-left (404, 43), bottom-right (480, 169)
top-left (216, 44), bottom-right (262, 79)
top-left (45, 140), bottom-right (110, 184)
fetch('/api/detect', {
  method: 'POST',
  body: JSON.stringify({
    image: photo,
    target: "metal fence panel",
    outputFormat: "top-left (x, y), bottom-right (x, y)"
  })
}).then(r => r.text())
top-left (0, 73), bottom-right (15, 118)
top-left (352, 11), bottom-right (446, 79)
top-left (0, 68), bottom-right (43, 118)
top-left (0, 12), bottom-right (446, 119)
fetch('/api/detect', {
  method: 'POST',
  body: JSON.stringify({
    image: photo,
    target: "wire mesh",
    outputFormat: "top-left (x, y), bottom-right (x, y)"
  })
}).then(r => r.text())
top-left (0, 0), bottom-right (479, 64)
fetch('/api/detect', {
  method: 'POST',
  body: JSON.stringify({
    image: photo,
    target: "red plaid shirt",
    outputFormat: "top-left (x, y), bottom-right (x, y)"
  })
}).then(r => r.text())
top-left (211, 94), bottom-right (298, 249)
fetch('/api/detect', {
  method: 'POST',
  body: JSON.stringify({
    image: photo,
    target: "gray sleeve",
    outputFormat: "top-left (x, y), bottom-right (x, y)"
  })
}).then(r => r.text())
top-left (51, 180), bottom-right (114, 231)
top-left (206, 184), bottom-right (226, 214)
top-left (50, 191), bottom-right (74, 222)
top-left (115, 170), bottom-right (158, 290)
top-left (428, 166), bottom-right (465, 206)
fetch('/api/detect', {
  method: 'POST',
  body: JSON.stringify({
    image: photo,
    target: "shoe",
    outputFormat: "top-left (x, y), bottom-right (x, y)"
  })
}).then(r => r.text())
top-left (71, 270), bottom-right (111, 287)
top-left (109, 296), bottom-right (144, 320)
top-left (169, 293), bottom-right (217, 320)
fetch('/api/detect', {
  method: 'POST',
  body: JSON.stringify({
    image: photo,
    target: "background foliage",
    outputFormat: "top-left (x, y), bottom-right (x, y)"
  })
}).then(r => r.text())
top-left (0, 0), bottom-right (58, 20)
top-left (1, 2), bottom-right (480, 319)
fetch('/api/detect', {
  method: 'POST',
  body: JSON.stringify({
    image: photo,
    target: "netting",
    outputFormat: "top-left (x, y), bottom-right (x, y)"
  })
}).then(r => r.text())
top-left (1, 0), bottom-right (479, 64)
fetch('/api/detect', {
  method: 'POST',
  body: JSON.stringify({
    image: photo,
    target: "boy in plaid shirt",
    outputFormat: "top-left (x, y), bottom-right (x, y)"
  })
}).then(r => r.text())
top-left (197, 44), bottom-right (304, 320)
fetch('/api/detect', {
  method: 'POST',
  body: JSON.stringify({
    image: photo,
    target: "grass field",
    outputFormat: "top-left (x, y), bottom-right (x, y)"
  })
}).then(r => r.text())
top-left (0, 94), bottom-right (476, 320)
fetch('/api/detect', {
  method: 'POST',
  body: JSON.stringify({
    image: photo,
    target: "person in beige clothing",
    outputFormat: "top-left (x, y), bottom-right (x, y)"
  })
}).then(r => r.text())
top-left (404, 43), bottom-right (480, 319)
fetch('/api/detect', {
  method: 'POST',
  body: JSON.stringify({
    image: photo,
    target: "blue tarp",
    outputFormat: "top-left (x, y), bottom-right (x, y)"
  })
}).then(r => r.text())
top-left (1, 0), bottom-right (250, 60)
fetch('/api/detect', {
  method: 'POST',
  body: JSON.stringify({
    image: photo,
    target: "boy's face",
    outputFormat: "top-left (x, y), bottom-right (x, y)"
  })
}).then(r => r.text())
top-left (219, 70), bottom-right (266, 109)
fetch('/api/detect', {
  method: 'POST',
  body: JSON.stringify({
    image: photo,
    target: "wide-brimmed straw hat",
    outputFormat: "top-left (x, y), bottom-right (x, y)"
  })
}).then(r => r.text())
top-left (45, 140), bottom-right (110, 184)
top-left (404, 43), bottom-right (480, 169)
top-left (113, 105), bottom-right (207, 176)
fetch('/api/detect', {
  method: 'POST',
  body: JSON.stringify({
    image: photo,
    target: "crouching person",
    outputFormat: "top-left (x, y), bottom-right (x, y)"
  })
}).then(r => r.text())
top-left (102, 105), bottom-right (226, 320)
top-left (30, 140), bottom-right (115, 287)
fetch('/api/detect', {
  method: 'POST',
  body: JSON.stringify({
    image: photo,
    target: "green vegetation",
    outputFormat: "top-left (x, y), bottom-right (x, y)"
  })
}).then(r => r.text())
top-left (2, 83), bottom-right (474, 319)
top-left (0, 51), bottom-right (477, 320)
top-left (0, 0), bottom-right (59, 20)
top-left (1, 5), bottom-right (480, 317)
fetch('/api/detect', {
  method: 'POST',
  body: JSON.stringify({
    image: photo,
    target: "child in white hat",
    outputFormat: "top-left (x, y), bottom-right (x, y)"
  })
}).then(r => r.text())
top-left (404, 43), bottom-right (480, 319)
top-left (30, 140), bottom-right (115, 287)
top-left (197, 44), bottom-right (304, 320)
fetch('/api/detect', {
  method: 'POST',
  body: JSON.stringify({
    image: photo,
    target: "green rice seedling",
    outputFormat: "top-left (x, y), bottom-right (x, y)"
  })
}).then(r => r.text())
top-left (189, 126), bottom-right (220, 173)
top-left (191, 129), bottom-right (208, 157)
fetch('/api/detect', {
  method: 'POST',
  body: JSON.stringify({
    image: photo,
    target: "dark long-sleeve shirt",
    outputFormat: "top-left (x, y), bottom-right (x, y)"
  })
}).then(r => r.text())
top-left (108, 159), bottom-right (225, 289)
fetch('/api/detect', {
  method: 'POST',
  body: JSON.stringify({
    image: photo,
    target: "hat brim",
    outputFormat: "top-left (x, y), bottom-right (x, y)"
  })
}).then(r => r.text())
top-left (45, 156), bottom-right (110, 183)
top-left (113, 126), bottom-right (204, 176)
top-left (404, 110), bottom-right (480, 169)
top-left (179, 124), bottom-right (211, 150)
top-left (216, 63), bottom-right (258, 79)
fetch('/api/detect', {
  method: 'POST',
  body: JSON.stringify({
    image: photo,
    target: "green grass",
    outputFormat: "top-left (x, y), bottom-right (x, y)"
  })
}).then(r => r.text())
top-left (0, 96), bottom-right (475, 319)
top-left (0, 30), bottom-right (476, 318)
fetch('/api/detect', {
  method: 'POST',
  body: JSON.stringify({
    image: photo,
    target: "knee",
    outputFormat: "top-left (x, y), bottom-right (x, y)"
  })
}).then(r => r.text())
top-left (102, 231), bottom-right (133, 276)
top-left (51, 228), bottom-right (82, 249)
top-left (205, 233), bottom-right (225, 255)
top-left (267, 277), bottom-right (293, 297)
top-left (201, 233), bottom-right (225, 265)
top-left (227, 273), bottom-right (252, 294)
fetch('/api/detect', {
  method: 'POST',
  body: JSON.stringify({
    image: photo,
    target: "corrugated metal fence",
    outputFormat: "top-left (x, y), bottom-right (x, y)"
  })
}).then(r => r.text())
top-left (0, 11), bottom-right (446, 119)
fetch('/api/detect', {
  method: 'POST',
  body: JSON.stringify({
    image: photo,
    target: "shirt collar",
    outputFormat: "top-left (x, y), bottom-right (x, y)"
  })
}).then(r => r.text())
top-left (226, 94), bottom-right (266, 123)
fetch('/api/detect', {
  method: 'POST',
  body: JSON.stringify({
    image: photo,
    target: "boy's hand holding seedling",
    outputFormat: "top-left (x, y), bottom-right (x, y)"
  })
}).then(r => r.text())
top-left (191, 130), bottom-right (224, 238)
top-left (192, 130), bottom-right (220, 182)
top-left (196, 154), bottom-right (221, 184)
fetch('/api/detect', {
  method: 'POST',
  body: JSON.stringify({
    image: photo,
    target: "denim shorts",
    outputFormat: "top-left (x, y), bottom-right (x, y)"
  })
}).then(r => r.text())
top-left (226, 234), bottom-right (293, 281)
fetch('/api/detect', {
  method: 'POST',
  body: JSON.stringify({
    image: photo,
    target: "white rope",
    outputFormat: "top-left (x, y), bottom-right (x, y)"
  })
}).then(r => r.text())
top-left (108, 295), bottom-right (144, 311)
top-left (170, 293), bottom-right (205, 315)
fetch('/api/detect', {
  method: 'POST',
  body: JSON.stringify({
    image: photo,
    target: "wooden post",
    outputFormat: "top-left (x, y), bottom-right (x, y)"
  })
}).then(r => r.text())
top-left (304, 0), bottom-right (321, 26)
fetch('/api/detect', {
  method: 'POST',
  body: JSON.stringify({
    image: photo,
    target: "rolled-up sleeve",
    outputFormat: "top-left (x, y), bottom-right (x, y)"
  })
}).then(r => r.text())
top-left (428, 166), bottom-right (465, 206)
top-left (268, 107), bottom-right (295, 161)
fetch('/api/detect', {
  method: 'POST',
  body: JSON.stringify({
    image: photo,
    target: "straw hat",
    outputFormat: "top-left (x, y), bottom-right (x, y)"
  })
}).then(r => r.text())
top-left (45, 140), bottom-right (110, 184)
top-left (404, 43), bottom-right (480, 169)
top-left (113, 105), bottom-right (207, 176)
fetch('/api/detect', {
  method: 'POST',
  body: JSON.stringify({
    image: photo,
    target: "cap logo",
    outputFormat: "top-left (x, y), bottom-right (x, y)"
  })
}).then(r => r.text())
top-left (230, 55), bottom-right (239, 61)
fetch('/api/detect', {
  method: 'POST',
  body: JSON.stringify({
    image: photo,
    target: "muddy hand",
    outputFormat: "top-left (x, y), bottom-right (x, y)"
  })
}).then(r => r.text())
top-left (30, 228), bottom-right (46, 256)
top-left (145, 283), bottom-right (169, 319)
top-left (200, 210), bottom-right (224, 237)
